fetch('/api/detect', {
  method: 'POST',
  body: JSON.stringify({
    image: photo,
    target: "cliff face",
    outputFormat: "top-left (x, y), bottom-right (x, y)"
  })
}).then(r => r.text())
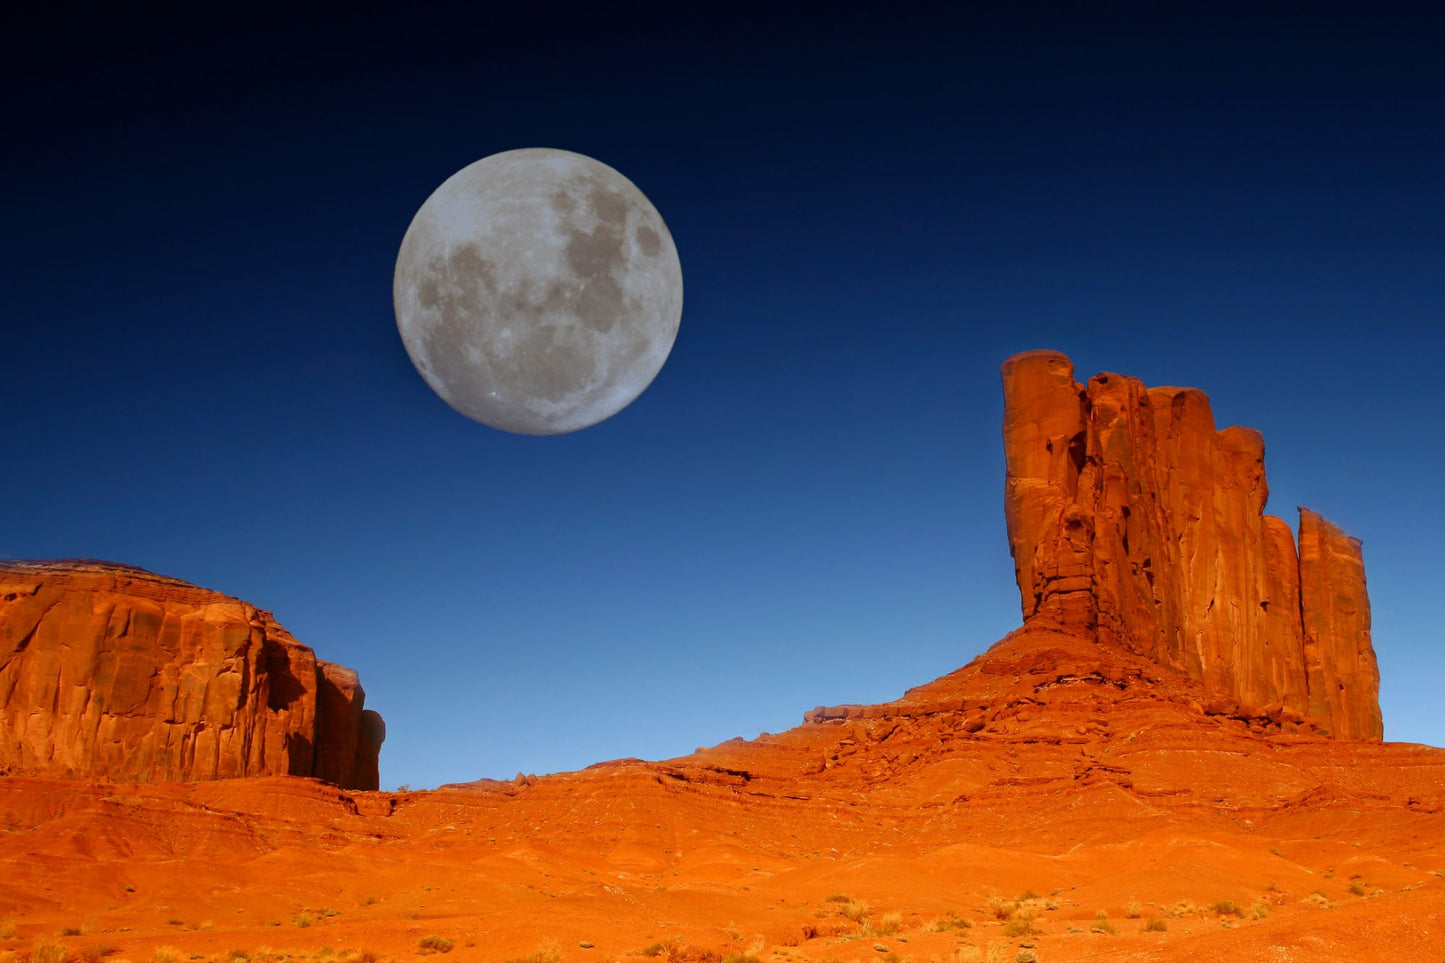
top-left (1002, 350), bottom-right (1381, 739)
top-left (0, 560), bottom-right (384, 788)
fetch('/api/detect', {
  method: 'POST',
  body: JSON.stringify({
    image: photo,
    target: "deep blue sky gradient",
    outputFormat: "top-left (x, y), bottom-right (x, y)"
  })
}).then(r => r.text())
top-left (6, 3), bottom-right (1443, 788)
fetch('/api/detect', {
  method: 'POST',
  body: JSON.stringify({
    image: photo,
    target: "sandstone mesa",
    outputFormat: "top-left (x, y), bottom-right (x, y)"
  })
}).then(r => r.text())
top-left (0, 560), bottom-right (383, 790)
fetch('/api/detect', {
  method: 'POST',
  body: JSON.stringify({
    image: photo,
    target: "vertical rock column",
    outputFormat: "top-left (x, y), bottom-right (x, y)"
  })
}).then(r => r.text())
top-left (1299, 509), bottom-right (1383, 740)
top-left (1000, 350), bottom-right (1383, 740)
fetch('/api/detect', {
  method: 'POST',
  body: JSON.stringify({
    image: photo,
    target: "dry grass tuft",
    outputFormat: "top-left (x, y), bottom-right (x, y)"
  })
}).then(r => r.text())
top-left (838, 901), bottom-right (870, 924)
top-left (506, 940), bottom-right (561, 963)
top-left (987, 898), bottom-right (1017, 921)
top-left (866, 912), bottom-right (901, 937)
top-left (1140, 917), bottom-right (1167, 933)
top-left (152, 948), bottom-right (184, 963)
top-left (1124, 899), bottom-right (1142, 919)
top-left (1212, 899), bottom-right (1243, 917)
top-left (31, 938), bottom-right (70, 963)
top-left (418, 935), bottom-right (454, 955)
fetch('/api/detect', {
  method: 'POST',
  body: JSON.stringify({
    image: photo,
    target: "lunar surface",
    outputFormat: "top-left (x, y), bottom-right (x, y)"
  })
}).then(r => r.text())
top-left (393, 148), bottom-right (683, 435)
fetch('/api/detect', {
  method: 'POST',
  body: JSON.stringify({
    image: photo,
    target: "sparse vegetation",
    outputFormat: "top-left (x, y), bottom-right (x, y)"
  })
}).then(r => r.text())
top-left (1251, 901), bottom-right (1270, 919)
top-left (152, 949), bottom-right (184, 963)
top-left (826, 893), bottom-right (852, 904)
top-left (1124, 899), bottom-right (1142, 919)
top-left (867, 912), bottom-right (902, 937)
top-left (294, 910), bottom-right (313, 928)
top-left (1090, 918), bottom-right (1117, 935)
top-left (1348, 881), bottom-right (1369, 896)
top-left (418, 935), bottom-right (454, 955)
top-left (1140, 917), bottom-right (1167, 933)
top-left (987, 898), bottom-right (1016, 921)
top-left (1016, 889), bottom-right (1040, 902)
top-left (1015, 951), bottom-right (1037, 963)
top-left (80, 947), bottom-right (119, 963)
top-left (506, 941), bottom-right (561, 963)
top-left (31, 939), bottom-right (69, 963)
top-left (1212, 899), bottom-right (1243, 917)
top-left (839, 900), bottom-right (870, 924)
top-left (639, 943), bottom-right (669, 958)
top-left (61, 926), bottom-right (82, 937)
top-left (165, 919), bottom-right (183, 927)
top-left (930, 915), bottom-right (972, 932)
top-left (1002, 910), bottom-right (1035, 939)
top-left (578, 942), bottom-right (594, 950)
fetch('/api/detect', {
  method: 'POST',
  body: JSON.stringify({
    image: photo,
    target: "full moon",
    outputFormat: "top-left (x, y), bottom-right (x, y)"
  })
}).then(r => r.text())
top-left (393, 148), bottom-right (683, 435)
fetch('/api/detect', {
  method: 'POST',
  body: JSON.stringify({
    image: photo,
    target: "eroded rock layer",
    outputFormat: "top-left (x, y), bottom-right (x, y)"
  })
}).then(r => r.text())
top-left (0, 560), bottom-right (383, 788)
top-left (1002, 350), bottom-right (1381, 740)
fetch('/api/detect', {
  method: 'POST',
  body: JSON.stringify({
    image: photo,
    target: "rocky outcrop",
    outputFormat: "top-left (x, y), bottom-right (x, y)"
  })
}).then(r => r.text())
top-left (0, 560), bottom-right (384, 787)
top-left (1001, 350), bottom-right (1381, 740)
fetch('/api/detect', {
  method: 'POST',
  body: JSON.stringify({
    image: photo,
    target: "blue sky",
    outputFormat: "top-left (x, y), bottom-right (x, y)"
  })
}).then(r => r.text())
top-left (5, 3), bottom-right (1443, 788)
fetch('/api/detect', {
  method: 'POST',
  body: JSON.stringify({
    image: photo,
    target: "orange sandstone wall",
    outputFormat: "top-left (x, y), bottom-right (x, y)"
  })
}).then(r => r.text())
top-left (1001, 350), bottom-right (1381, 740)
top-left (0, 560), bottom-right (384, 787)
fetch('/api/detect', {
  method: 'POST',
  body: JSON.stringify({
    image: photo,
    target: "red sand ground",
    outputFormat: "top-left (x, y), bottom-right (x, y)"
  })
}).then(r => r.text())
top-left (2, 628), bottom-right (1443, 962)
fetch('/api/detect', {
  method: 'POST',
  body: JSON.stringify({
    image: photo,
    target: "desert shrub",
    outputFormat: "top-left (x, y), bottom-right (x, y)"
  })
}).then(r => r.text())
top-left (1001, 918), bottom-right (1034, 939)
top-left (1016, 889), bottom-right (1040, 902)
top-left (825, 894), bottom-right (852, 904)
top-left (639, 944), bottom-right (668, 958)
top-left (1212, 899), bottom-right (1242, 917)
top-left (152, 949), bottom-right (183, 963)
top-left (1140, 917), bottom-right (1167, 933)
top-left (867, 913), bottom-right (901, 937)
top-left (1090, 918), bottom-right (1116, 934)
top-left (987, 898), bottom-right (1016, 921)
top-left (31, 939), bottom-right (70, 963)
top-left (956, 949), bottom-right (982, 963)
top-left (294, 911), bottom-right (313, 929)
top-left (79, 948), bottom-right (119, 963)
top-left (931, 915), bottom-right (971, 932)
top-left (60, 928), bottom-right (81, 938)
top-left (418, 935), bottom-right (454, 955)
top-left (506, 941), bottom-right (561, 963)
top-left (838, 901), bottom-right (870, 924)
top-left (1124, 899), bottom-right (1142, 919)
top-left (1015, 951), bottom-right (1037, 963)
top-left (1347, 881), bottom-right (1368, 896)
top-left (1251, 901), bottom-right (1270, 919)
top-left (225, 951), bottom-right (251, 963)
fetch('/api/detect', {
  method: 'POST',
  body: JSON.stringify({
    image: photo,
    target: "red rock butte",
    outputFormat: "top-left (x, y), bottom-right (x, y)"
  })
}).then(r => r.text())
top-left (0, 560), bottom-right (383, 789)
top-left (1002, 349), bottom-right (1381, 740)
top-left (0, 353), bottom-right (1439, 963)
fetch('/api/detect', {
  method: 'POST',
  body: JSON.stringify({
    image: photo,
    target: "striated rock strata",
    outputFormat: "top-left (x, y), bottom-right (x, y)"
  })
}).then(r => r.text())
top-left (0, 560), bottom-right (384, 788)
top-left (1002, 349), bottom-right (1381, 739)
